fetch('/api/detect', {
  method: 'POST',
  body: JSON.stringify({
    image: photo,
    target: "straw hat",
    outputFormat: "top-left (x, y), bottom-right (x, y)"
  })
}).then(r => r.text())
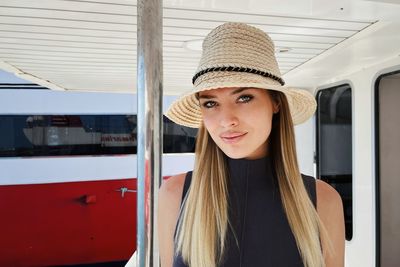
top-left (166, 22), bottom-right (316, 128)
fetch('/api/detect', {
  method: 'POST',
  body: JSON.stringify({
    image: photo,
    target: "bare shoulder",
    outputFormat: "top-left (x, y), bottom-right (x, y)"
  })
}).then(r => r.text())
top-left (158, 173), bottom-right (187, 267)
top-left (158, 173), bottom-right (187, 219)
top-left (315, 179), bottom-right (344, 227)
top-left (316, 179), bottom-right (342, 211)
top-left (159, 173), bottom-right (187, 202)
top-left (315, 179), bottom-right (345, 267)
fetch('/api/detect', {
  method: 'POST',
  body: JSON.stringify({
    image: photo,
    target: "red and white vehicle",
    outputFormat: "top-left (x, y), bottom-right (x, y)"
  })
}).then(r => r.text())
top-left (0, 87), bottom-right (195, 266)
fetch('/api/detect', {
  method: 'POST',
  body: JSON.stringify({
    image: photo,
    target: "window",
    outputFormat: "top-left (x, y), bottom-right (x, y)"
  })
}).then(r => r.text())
top-left (0, 115), bottom-right (197, 157)
top-left (316, 84), bottom-right (353, 240)
top-left (375, 71), bottom-right (400, 266)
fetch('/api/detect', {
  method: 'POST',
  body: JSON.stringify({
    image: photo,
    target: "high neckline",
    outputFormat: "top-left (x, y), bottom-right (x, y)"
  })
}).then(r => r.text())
top-left (226, 155), bottom-right (272, 171)
top-left (226, 155), bottom-right (271, 164)
top-left (225, 155), bottom-right (274, 187)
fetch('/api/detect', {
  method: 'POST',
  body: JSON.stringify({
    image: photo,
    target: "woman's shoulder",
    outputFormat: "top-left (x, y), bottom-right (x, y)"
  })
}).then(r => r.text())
top-left (315, 179), bottom-right (345, 266)
top-left (315, 179), bottom-right (342, 210)
top-left (158, 173), bottom-right (189, 267)
top-left (159, 173), bottom-right (187, 203)
top-left (300, 175), bottom-right (342, 210)
top-left (158, 173), bottom-right (188, 241)
top-left (158, 173), bottom-right (188, 227)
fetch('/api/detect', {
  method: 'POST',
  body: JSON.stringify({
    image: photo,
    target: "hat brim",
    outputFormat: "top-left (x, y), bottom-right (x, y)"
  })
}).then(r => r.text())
top-left (166, 72), bottom-right (316, 128)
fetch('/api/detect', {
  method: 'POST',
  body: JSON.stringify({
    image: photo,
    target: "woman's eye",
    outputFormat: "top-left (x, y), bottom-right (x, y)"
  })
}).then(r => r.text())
top-left (202, 101), bottom-right (217, 108)
top-left (238, 95), bottom-right (253, 103)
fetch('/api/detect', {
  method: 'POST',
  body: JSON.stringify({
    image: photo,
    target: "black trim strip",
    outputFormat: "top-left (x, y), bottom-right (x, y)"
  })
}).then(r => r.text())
top-left (192, 66), bottom-right (285, 85)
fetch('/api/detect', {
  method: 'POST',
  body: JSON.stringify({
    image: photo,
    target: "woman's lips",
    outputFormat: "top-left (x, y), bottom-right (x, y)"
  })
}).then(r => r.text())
top-left (220, 132), bottom-right (247, 144)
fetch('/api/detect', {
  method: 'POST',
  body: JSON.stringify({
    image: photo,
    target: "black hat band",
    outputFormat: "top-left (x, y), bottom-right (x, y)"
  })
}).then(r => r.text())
top-left (192, 66), bottom-right (285, 86)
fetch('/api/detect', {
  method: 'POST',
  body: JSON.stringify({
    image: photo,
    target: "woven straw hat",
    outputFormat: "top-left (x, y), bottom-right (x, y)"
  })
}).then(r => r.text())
top-left (166, 22), bottom-right (316, 128)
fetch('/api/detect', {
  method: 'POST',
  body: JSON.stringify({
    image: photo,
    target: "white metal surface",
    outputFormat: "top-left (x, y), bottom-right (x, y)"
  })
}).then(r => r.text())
top-left (0, 154), bottom-right (195, 185)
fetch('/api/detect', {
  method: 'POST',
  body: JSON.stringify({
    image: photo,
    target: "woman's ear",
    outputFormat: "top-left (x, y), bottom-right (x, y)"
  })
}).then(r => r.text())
top-left (268, 90), bottom-right (280, 114)
top-left (273, 102), bottom-right (280, 114)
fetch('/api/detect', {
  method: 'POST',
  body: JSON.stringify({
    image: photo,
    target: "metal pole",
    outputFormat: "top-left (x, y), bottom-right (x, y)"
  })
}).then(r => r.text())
top-left (137, 0), bottom-right (162, 266)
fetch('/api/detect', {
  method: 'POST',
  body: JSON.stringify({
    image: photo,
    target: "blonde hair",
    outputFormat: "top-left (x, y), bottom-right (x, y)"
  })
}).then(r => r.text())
top-left (176, 91), bottom-right (328, 267)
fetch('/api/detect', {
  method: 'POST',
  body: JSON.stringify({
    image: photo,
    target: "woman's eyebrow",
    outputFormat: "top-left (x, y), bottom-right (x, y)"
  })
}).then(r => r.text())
top-left (198, 87), bottom-right (251, 99)
top-left (198, 94), bottom-right (215, 99)
top-left (231, 87), bottom-right (250, 95)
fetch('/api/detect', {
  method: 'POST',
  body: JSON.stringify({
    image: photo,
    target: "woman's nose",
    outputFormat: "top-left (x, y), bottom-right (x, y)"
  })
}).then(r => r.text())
top-left (219, 109), bottom-right (239, 128)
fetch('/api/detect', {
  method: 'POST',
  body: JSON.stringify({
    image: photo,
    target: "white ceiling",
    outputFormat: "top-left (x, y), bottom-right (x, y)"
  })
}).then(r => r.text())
top-left (0, 0), bottom-right (399, 94)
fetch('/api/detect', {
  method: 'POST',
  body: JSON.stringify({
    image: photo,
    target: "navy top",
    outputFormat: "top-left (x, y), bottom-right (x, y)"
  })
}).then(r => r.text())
top-left (173, 156), bottom-right (316, 267)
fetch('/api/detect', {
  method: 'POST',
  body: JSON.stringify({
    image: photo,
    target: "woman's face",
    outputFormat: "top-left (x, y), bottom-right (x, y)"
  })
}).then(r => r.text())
top-left (199, 87), bottom-right (279, 159)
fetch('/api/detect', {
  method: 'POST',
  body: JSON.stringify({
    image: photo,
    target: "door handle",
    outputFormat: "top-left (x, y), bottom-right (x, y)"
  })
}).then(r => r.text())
top-left (115, 187), bottom-right (137, 198)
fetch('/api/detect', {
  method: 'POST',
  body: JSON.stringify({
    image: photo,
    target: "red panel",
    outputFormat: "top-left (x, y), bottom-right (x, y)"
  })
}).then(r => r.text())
top-left (0, 179), bottom-right (137, 267)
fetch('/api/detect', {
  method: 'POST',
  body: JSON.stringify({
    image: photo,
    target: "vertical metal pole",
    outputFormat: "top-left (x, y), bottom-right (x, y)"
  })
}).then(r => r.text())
top-left (137, 0), bottom-right (162, 266)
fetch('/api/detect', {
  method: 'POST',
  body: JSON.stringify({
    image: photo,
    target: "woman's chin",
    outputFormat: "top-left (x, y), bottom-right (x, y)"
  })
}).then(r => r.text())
top-left (221, 149), bottom-right (250, 159)
top-left (221, 146), bottom-right (267, 160)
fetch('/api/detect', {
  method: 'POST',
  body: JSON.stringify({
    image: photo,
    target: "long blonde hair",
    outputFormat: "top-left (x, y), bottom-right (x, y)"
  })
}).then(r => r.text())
top-left (176, 91), bottom-right (328, 267)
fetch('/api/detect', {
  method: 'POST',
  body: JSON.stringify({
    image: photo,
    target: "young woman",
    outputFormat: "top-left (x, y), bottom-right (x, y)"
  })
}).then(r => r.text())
top-left (159, 22), bottom-right (345, 267)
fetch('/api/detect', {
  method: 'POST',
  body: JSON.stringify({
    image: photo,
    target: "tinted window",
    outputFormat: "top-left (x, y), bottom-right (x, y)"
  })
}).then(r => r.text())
top-left (316, 84), bottom-right (352, 240)
top-left (0, 115), bottom-right (196, 157)
top-left (163, 116), bottom-right (197, 153)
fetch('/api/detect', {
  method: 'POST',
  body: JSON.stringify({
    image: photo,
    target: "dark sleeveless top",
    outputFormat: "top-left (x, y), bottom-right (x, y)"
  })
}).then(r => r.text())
top-left (173, 156), bottom-right (317, 267)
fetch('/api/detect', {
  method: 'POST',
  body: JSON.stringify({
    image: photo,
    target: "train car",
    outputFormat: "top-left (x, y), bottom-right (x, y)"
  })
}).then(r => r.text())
top-left (0, 86), bottom-right (196, 266)
top-left (1, 0), bottom-right (400, 266)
